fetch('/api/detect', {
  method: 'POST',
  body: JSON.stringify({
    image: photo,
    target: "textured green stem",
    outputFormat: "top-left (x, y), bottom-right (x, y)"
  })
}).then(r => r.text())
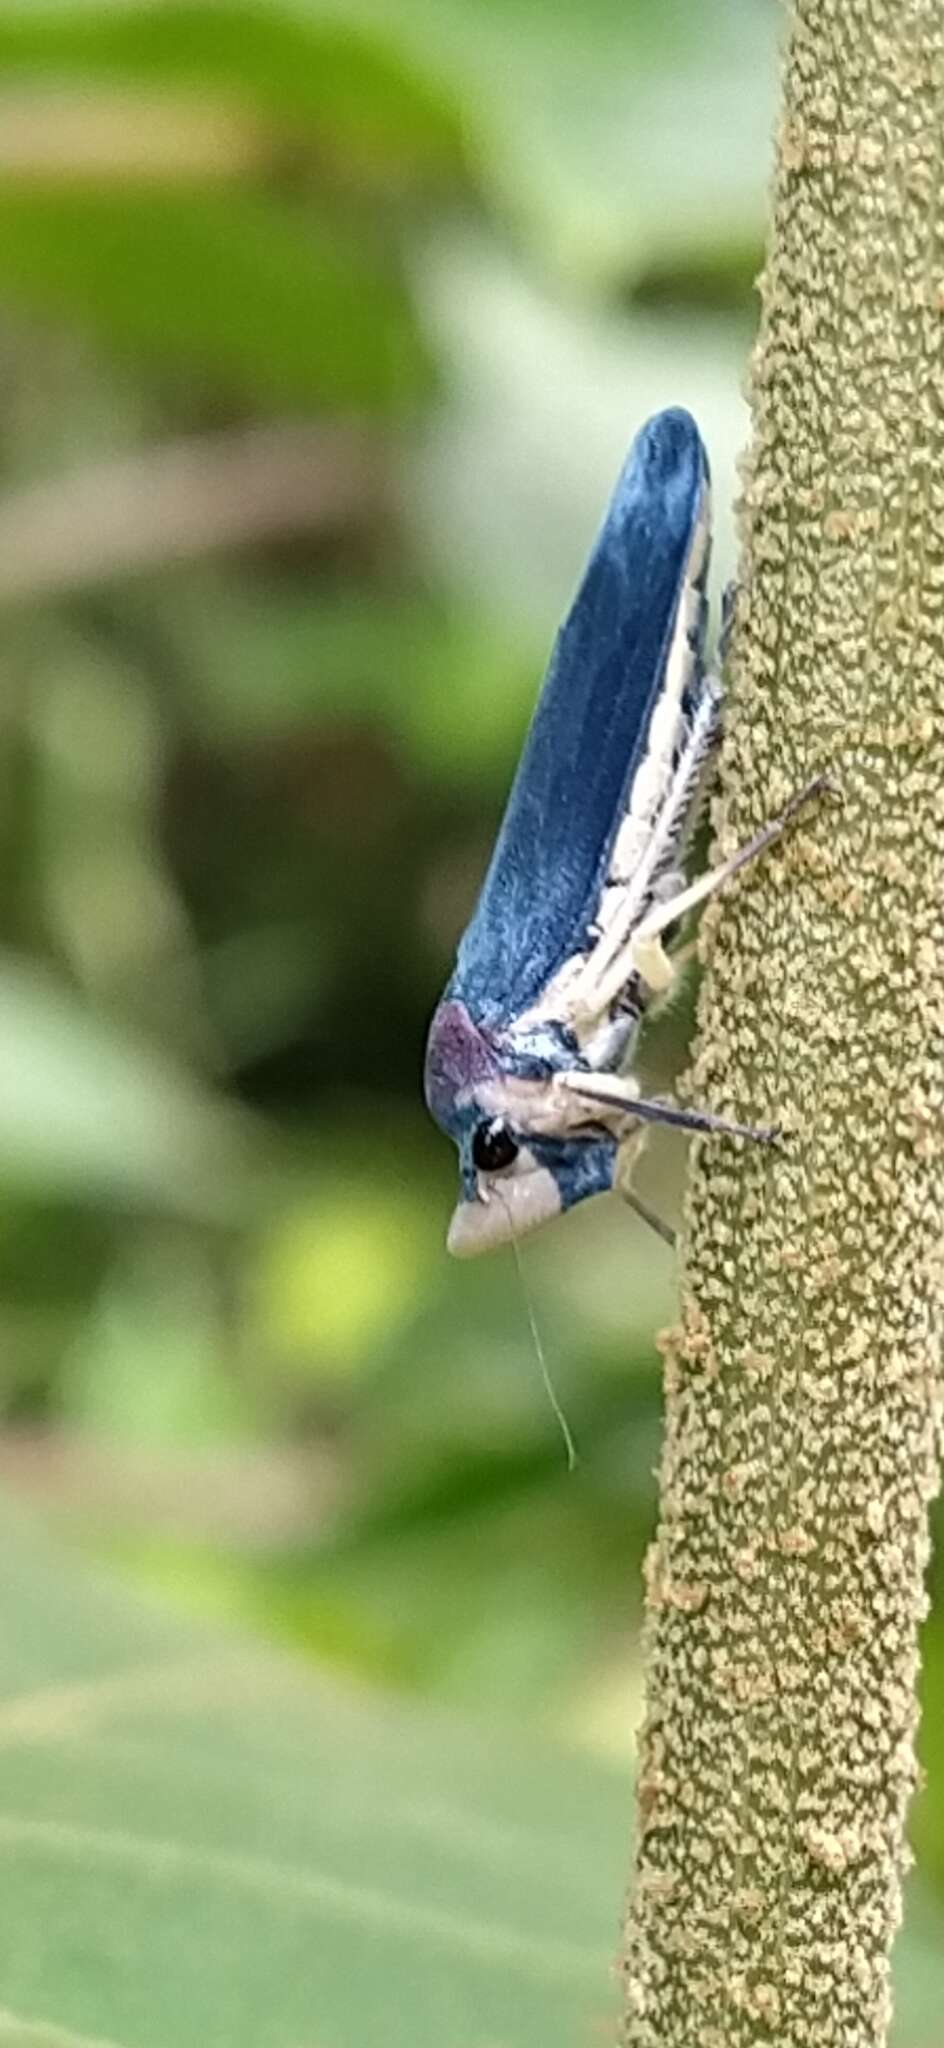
top-left (620, 4), bottom-right (944, 2043)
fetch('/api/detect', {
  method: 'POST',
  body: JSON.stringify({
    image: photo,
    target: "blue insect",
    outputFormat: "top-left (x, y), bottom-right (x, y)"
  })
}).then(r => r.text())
top-left (424, 409), bottom-right (821, 1256)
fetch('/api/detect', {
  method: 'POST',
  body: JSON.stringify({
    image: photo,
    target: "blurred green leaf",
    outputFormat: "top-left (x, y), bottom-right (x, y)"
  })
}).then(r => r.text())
top-left (250, 1184), bottom-right (436, 1380)
top-left (321, 0), bottom-right (777, 287)
top-left (409, 236), bottom-right (751, 632)
top-left (59, 1233), bottom-right (257, 1446)
top-left (0, 952), bottom-right (251, 1216)
top-left (0, 1506), bottom-right (940, 2046)
top-left (161, 572), bottom-right (534, 784)
top-left (0, 185), bottom-right (427, 409)
top-left (0, 1), bottom-right (465, 182)
top-left (0, 0), bottom-right (774, 296)
top-left (0, 1503), bottom-right (623, 2047)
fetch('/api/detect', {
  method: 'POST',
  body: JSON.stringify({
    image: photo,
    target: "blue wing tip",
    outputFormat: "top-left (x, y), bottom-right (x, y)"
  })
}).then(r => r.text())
top-left (598, 406), bottom-right (708, 545)
top-left (633, 405), bottom-right (709, 485)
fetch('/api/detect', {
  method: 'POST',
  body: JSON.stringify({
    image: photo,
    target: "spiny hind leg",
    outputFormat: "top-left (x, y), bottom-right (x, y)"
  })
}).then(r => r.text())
top-left (630, 583), bottom-right (832, 990)
top-left (629, 773), bottom-right (831, 988)
top-left (629, 671), bottom-right (725, 996)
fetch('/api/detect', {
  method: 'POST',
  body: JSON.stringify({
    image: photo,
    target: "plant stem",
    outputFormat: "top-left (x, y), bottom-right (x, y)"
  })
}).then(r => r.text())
top-left (620, 4), bottom-right (944, 2043)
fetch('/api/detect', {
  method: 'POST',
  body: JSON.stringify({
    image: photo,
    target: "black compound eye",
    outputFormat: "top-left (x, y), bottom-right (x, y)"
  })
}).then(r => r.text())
top-left (471, 1120), bottom-right (519, 1174)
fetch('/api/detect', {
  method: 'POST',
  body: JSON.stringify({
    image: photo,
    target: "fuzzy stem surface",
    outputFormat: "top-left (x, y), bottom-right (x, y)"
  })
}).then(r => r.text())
top-left (620, 4), bottom-right (944, 2043)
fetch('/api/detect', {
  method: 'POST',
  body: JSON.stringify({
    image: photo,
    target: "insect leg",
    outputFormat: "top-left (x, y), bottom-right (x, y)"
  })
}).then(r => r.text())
top-left (634, 773), bottom-right (830, 945)
top-left (576, 675), bottom-right (723, 1012)
top-left (620, 1183), bottom-right (677, 1248)
top-left (614, 772), bottom-right (831, 995)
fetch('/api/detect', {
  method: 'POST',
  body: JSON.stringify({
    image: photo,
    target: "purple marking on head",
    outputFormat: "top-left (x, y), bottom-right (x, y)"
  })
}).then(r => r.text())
top-left (424, 999), bottom-right (501, 1131)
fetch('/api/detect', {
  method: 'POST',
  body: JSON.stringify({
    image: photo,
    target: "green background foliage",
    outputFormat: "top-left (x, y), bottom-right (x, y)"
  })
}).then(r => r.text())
top-left (0, 2), bottom-right (939, 2041)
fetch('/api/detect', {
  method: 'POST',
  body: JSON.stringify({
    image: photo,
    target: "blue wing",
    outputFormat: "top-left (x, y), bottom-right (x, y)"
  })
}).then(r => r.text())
top-left (451, 408), bottom-right (710, 1027)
